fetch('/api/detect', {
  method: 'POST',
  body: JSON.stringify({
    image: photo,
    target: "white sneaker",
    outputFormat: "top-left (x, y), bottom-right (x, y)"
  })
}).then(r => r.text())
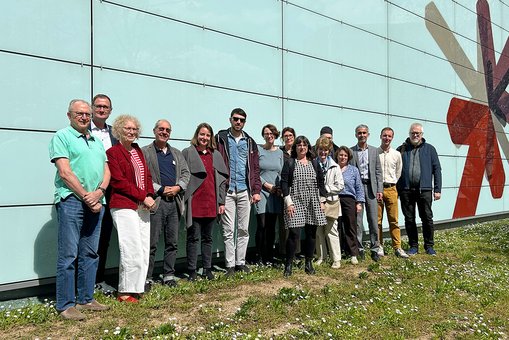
top-left (351, 256), bottom-right (358, 265)
top-left (395, 248), bottom-right (409, 258)
top-left (331, 261), bottom-right (341, 269)
top-left (315, 259), bottom-right (323, 266)
top-left (377, 246), bottom-right (385, 257)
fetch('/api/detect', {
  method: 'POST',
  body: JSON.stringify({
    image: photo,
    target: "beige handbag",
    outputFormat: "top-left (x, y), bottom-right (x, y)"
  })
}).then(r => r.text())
top-left (324, 199), bottom-right (340, 220)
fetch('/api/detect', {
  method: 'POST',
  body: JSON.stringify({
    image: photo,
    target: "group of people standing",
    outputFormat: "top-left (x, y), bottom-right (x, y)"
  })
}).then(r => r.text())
top-left (49, 96), bottom-right (442, 320)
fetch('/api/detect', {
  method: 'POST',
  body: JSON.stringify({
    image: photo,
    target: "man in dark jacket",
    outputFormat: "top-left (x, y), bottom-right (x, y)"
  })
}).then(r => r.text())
top-left (90, 94), bottom-right (118, 294)
top-left (318, 126), bottom-right (340, 162)
top-left (215, 108), bottom-right (261, 276)
top-left (397, 122), bottom-right (442, 256)
top-left (142, 119), bottom-right (190, 288)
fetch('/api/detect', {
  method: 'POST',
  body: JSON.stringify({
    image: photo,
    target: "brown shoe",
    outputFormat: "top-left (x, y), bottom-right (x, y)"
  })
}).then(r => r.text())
top-left (60, 306), bottom-right (86, 320)
top-left (76, 299), bottom-right (110, 311)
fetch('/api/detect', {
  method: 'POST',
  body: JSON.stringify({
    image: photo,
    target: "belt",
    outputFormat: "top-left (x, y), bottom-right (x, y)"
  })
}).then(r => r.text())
top-left (326, 195), bottom-right (339, 202)
top-left (383, 183), bottom-right (396, 188)
top-left (361, 179), bottom-right (369, 184)
top-left (161, 196), bottom-right (174, 202)
top-left (227, 189), bottom-right (247, 194)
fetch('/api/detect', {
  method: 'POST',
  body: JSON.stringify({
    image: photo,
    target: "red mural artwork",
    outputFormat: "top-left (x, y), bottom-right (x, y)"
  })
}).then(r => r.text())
top-left (428, 0), bottom-right (509, 218)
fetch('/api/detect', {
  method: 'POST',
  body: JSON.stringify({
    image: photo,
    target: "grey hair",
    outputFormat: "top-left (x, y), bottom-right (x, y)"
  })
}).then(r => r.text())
top-left (409, 122), bottom-right (424, 133)
top-left (153, 119), bottom-right (171, 130)
top-left (355, 124), bottom-right (369, 133)
top-left (67, 99), bottom-right (91, 113)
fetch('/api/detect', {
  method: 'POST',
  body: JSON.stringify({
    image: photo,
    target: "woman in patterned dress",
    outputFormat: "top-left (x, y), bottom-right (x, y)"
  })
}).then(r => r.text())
top-left (280, 136), bottom-right (327, 277)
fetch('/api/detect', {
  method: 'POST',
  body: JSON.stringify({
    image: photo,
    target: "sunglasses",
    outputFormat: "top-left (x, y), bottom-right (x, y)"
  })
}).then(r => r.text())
top-left (232, 117), bottom-right (246, 123)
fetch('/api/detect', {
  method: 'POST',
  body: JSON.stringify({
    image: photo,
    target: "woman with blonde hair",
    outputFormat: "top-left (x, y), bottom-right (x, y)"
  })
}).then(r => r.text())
top-left (315, 136), bottom-right (344, 268)
top-left (107, 115), bottom-right (155, 302)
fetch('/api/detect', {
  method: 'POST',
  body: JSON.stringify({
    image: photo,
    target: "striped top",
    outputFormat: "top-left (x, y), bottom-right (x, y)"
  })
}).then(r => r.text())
top-left (129, 148), bottom-right (145, 190)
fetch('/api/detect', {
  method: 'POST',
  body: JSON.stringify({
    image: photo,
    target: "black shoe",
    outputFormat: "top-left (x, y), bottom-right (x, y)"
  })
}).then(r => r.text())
top-left (304, 258), bottom-right (315, 275)
top-left (163, 279), bottom-right (178, 287)
top-left (283, 264), bottom-right (292, 277)
top-left (225, 267), bottom-right (235, 278)
top-left (188, 270), bottom-right (197, 282)
top-left (371, 252), bottom-right (380, 262)
top-left (235, 264), bottom-right (251, 273)
top-left (144, 280), bottom-right (154, 293)
top-left (204, 268), bottom-right (215, 280)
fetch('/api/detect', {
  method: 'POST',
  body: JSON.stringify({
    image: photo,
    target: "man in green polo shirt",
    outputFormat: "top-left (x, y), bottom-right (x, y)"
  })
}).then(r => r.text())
top-left (49, 99), bottom-right (111, 320)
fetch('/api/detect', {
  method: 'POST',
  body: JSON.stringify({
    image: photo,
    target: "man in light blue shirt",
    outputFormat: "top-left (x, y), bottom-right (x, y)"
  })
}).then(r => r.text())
top-left (216, 108), bottom-right (261, 276)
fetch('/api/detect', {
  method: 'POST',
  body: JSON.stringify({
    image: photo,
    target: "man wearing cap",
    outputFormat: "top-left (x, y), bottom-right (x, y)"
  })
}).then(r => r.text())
top-left (215, 108), bottom-right (261, 276)
top-left (319, 126), bottom-right (340, 162)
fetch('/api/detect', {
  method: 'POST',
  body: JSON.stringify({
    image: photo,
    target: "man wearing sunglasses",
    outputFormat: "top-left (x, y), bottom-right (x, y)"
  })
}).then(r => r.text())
top-left (215, 108), bottom-right (261, 276)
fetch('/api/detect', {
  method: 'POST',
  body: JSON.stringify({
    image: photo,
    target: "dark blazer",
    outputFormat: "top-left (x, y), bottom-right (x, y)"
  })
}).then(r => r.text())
top-left (141, 141), bottom-right (190, 215)
top-left (106, 143), bottom-right (154, 210)
top-left (181, 146), bottom-right (229, 227)
top-left (350, 144), bottom-right (383, 196)
top-left (108, 125), bottom-right (119, 147)
top-left (89, 123), bottom-right (119, 147)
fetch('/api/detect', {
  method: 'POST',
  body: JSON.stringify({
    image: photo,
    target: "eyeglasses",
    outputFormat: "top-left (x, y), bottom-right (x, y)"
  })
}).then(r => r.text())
top-left (123, 127), bottom-right (139, 132)
top-left (71, 111), bottom-right (92, 118)
top-left (232, 117), bottom-right (246, 123)
top-left (157, 127), bottom-right (172, 133)
top-left (410, 132), bottom-right (423, 136)
top-left (94, 105), bottom-right (110, 110)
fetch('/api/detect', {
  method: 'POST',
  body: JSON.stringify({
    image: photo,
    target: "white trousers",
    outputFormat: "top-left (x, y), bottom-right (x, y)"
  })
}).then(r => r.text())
top-left (111, 208), bottom-right (150, 293)
top-left (316, 218), bottom-right (342, 262)
top-left (221, 190), bottom-right (251, 268)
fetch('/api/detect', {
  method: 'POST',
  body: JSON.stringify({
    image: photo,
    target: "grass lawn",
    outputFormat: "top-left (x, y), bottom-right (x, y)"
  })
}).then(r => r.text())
top-left (1, 220), bottom-right (508, 339)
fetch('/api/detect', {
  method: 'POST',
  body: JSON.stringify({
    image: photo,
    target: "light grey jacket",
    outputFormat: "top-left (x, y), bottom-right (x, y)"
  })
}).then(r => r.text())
top-left (350, 143), bottom-right (383, 196)
top-left (181, 146), bottom-right (229, 228)
top-left (142, 141), bottom-right (190, 215)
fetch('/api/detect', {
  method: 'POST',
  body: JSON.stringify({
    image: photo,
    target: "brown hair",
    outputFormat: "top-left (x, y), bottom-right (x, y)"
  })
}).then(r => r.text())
top-left (190, 122), bottom-right (216, 150)
top-left (336, 145), bottom-right (353, 161)
top-left (261, 124), bottom-right (280, 138)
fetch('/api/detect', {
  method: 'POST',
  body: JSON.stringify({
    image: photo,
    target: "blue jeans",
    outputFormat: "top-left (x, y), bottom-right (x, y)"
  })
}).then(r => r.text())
top-left (55, 195), bottom-right (104, 311)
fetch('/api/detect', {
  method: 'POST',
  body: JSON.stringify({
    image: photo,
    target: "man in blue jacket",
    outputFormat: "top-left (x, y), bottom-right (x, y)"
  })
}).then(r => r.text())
top-left (397, 123), bottom-right (442, 256)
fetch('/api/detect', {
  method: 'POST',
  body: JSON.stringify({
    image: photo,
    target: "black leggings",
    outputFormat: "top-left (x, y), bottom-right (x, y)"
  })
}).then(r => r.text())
top-left (255, 213), bottom-right (277, 262)
top-left (286, 224), bottom-right (317, 264)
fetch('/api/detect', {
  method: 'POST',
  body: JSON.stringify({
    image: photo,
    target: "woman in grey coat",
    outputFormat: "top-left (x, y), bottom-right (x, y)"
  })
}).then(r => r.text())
top-left (182, 123), bottom-right (228, 280)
